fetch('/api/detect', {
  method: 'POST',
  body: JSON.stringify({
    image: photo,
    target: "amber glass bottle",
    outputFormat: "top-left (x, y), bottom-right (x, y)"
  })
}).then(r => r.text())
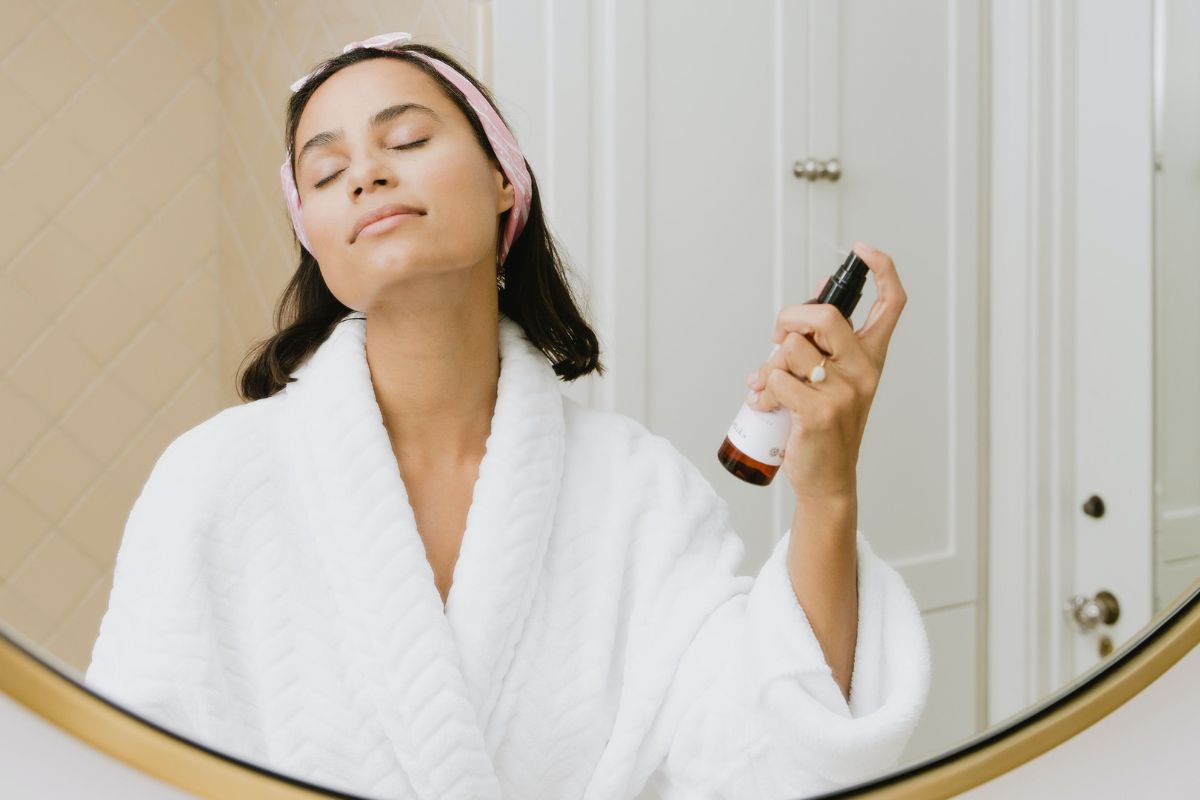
top-left (717, 252), bottom-right (870, 485)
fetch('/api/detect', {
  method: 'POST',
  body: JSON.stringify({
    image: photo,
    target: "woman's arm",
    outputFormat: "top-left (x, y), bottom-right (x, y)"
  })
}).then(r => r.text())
top-left (749, 242), bottom-right (907, 705)
top-left (787, 491), bottom-right (859, 702)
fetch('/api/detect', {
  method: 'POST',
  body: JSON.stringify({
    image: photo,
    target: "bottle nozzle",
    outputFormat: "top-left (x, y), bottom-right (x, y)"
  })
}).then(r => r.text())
top-left (815, 250), bottom-right (870, 318)
top-left (832, 251), bottom-right (869, 288)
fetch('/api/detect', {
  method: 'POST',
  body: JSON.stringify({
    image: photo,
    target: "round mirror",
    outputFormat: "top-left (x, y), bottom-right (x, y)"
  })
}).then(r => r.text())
top-left (1, 1), bottom-right (1196, 798)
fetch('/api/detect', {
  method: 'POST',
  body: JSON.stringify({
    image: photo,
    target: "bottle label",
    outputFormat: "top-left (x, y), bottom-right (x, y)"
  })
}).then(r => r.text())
top-left (725, 340), bottom-right (791, 465)
top-left (726, 401), bottom-right (791, 466)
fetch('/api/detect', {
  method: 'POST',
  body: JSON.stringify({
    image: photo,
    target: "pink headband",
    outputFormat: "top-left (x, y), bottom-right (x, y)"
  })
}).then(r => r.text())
top-left (280, 32), bottom-right (532, 265)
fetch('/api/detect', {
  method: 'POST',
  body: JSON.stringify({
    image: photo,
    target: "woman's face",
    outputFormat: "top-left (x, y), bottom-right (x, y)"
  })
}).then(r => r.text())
top-left (292, 57), bottom-right (514, 309)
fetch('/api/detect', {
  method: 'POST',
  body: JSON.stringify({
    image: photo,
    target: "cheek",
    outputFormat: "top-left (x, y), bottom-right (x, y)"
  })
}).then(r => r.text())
top-left (300, 197), bottom-right (344, 252)
top-left (427, 139), bottom-right (502, 209)
top-left (424, 155), bottom-right (492, 221)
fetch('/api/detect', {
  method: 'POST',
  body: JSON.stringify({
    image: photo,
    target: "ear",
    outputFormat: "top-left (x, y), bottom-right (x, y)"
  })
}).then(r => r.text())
top-left (496, 168), bottom-right (515, 214)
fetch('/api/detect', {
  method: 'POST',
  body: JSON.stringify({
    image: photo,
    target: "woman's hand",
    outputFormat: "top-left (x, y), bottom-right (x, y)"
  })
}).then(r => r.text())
top-left (746, 242), bottom-right (908, 504)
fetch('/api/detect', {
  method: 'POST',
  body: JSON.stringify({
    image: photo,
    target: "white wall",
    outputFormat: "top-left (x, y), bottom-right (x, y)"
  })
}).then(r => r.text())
top-left (956, 640), bottom-right (1200, 799)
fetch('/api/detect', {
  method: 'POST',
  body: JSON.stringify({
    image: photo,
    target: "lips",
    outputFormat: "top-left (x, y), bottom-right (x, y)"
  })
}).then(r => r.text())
top-left (351, 203), bottom-right (424, 242)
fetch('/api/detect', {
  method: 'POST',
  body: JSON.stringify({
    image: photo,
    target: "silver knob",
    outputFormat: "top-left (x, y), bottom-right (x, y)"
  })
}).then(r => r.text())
top-left (792, 157), bottom-right (842, 182)
top-left (1064, 590), bottom-right (1121, 633)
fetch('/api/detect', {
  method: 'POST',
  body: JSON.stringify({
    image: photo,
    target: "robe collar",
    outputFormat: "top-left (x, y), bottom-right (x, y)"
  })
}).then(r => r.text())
top-left (281, 309), bottom-right (565, 800)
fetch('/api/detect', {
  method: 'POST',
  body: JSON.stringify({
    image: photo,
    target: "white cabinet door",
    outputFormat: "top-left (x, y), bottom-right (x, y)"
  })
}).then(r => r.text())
top-left (988, 0), bottom-right (1155, 722)
top-left (1069, 0), bottom-right (1154, 679)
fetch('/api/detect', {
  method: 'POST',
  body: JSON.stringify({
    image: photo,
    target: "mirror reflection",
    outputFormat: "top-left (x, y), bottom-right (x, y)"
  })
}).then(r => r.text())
top-left (0, 2), bottom-right (1196, 799)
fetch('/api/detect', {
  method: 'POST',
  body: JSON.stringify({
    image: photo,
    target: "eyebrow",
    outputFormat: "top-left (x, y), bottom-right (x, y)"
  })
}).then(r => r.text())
top-left (295, 103), bottom-right (441, 169)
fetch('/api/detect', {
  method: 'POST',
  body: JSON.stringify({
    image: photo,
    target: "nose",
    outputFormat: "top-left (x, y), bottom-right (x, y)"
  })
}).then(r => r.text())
top-left (346, 151), bottom-right (394, 197)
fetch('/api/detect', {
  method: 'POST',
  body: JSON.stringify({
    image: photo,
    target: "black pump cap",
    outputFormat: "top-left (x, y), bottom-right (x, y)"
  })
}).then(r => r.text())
top-left (815, 251), bottom-right (870, 319)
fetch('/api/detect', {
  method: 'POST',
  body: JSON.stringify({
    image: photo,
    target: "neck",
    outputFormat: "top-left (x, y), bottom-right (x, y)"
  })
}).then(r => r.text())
top-left (363, 275), bottom-right (501, 471)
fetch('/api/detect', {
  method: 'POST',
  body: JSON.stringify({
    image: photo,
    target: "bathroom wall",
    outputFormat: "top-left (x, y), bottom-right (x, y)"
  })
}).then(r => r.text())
top-left (0, 0), bottom-right (475, 674)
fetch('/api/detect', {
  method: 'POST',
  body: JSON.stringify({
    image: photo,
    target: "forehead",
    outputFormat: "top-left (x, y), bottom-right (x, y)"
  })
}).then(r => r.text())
top-left (295, 58), bottom-right (450, 140)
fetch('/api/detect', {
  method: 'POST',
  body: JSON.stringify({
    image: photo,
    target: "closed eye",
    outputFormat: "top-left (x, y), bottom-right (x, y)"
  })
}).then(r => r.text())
top-left (312, 139), bottom-right (430, 189)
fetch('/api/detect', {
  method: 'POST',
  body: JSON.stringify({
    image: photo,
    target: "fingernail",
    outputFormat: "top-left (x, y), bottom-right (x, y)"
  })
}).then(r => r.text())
top-left (746, 370), bottom-right (758, 387)
top-left (746, 389), bottom-right (759, 407)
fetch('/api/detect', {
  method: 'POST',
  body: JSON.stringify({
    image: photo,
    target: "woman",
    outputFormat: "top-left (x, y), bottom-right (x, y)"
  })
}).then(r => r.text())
top-left (86, 33), bottom-right (930, 800)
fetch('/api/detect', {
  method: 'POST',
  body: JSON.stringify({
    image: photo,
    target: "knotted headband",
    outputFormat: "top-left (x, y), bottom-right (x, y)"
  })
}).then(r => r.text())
top-left (280, 32), bottom-right (532, 266)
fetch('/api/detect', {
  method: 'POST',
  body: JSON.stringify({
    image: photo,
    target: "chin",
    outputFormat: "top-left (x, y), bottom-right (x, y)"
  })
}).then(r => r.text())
top-left (361, 242), bottom-right (420, 268)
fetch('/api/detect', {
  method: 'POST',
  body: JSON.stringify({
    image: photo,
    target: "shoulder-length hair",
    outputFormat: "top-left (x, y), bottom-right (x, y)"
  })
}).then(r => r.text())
top-left (237, 43), bottom-right (604, 401)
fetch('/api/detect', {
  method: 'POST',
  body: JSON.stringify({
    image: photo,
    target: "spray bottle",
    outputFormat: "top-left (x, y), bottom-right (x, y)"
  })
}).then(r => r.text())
top-left (717, 251), bottom-right (870, 485)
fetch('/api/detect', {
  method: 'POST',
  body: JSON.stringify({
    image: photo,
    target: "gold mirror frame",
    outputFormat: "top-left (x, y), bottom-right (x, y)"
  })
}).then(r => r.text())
top-left (1, 578), bottom-right (1197, 800)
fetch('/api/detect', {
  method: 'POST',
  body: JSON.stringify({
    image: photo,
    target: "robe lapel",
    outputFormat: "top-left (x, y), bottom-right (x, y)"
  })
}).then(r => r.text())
top-left (282, 310), bottom-right (564, 799)
top-left (444, 311), bottom-right (565, 750)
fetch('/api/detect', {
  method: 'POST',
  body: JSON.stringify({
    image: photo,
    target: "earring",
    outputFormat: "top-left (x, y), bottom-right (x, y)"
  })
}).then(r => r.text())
top-left (496, 255), bottom-right (506, 290)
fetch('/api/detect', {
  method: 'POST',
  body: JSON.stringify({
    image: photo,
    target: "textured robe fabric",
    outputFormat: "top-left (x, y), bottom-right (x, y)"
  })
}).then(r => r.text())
top-left (85, 310), bottom-right (931, 800)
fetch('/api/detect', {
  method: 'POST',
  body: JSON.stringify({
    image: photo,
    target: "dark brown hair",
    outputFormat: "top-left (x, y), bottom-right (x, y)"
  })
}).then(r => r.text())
top-left (236, 43), bottom-right (604, 401)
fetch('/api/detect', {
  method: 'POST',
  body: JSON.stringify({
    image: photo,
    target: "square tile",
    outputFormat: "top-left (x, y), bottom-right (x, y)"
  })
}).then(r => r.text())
top-left (54, 0), bottom-right (144, 65)
top-left (59, 371), bottom-right (152, 465)
top-left (6, 324), bottom-right (100, 421)
top-left (109, 316), bottom-right (199, 411)
top-left (0, 0), bottom-right (43, 56)
top-left (104, 23), bottom-right (195, 120)
top-left (157, 0), bottom-right (218, 71)
top-left (56, 72), bottom-right (147, 162)
top-left (61, 465), bottom-right (144, 566)
top-left (7, 429), bottom-right (102, 521)
top-left (2, 120), bottom-right (96, 216)
top-left (2, 19), bottom-right (95, 116)
top-left (59, 171), bottom-right (149, 262)
top-left (59, 268), bottom-right (154, 364)
top-left (6, 531), bottom-right (101, 625)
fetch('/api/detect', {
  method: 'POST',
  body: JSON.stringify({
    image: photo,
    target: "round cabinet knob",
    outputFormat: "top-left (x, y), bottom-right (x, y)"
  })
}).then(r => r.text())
top-left (1082, 494), bottom-right (1105, 518)
top-left (793, 158), bottom-right (818, 180)
top-left (792, 158), bottom-right (842, 182)
top-left (1064, 589), bottom-right (1121, 633)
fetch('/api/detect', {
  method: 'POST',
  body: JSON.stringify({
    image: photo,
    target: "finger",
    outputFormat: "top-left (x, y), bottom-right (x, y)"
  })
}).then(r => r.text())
top-left (771, 302), bottom-right (868, 369)
top-left (779, 330), bottom-right (828, 384)
top-left (763, 273), bottom-right (830, 341)
top-left (752, 362), bottom-right (818, 413)
top-left (850, 241), bottom-right (908, 364)
top-left (755, 331), bottom-right (828, 398)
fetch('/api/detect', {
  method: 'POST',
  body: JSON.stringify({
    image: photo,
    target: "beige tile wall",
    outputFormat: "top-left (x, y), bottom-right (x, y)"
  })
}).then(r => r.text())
top-left (0, 0), bottom-right (476, 676)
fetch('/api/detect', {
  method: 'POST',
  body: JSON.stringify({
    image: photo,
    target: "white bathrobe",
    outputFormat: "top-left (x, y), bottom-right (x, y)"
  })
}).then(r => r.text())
top-left (85, 310), bottom-right (931, 800)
